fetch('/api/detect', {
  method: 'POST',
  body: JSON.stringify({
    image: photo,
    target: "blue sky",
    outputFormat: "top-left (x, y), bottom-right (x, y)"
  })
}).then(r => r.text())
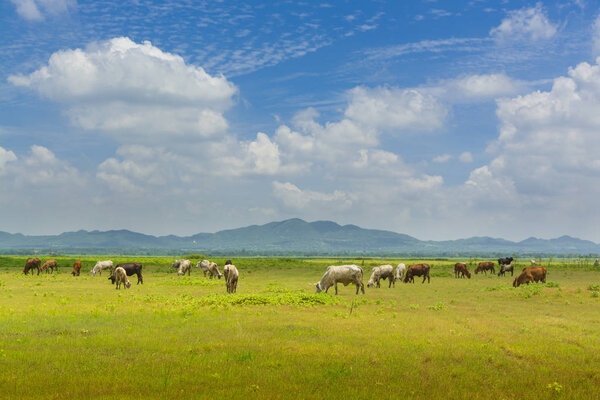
top-left (2, 0), bottom-right (600, 242)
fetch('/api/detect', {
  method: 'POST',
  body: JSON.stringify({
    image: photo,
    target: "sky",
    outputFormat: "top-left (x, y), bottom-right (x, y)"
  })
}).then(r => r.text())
top-left (1, 0), bottom-right (600, 242)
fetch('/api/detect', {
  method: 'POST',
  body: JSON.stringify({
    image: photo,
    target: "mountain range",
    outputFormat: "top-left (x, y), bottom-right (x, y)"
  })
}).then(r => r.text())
top-left (1, 218), bottom-right (599, 256)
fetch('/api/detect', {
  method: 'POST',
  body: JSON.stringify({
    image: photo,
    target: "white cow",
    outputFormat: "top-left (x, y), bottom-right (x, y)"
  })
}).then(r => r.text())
top-left (530, 259), bottom-right (536, 266)
top-left (91, 260), bottom-right (114, 276)
top-left (315, 265), bottom-right (365, 295)
top-left (196, 260), bottom-right (210, 277)
top-left (177, 259), bottom-right (192, 276)
top-left (224, 264), bottom-right (239, 294)
top-left (170, 260), bottom-right (182, 270)
top-left (395, 263), bottom-right (406, 282)
top-left (367, 264), bottom-right (395, 288)
top-left (114, 267), bottom-right (131, 290)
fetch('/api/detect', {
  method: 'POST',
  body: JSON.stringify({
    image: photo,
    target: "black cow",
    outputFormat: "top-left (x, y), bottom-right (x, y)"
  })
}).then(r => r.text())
top-left (498, 257), bottom-right (513, 266)
top-left (108, 263), bottom-right (143, 285)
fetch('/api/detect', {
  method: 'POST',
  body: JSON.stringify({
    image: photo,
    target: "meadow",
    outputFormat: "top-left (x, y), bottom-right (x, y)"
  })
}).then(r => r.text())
top-left (0, 255), bottom-right (599, 399)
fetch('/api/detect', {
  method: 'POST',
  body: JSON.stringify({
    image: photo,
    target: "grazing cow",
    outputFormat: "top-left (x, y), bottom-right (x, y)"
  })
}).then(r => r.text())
top-left (91, 260), bottom-right (114, 276)
top-left (475, 262), bottom-right (495, 275)
top-left (23, 258), bottom-right (41, 275)
top-left (314, 265), bottom-right (365, 295)
top-left (169, 260), bottom-right (182, 270)
top-left (114, 267), bottom-right (131, 290)
top-left (595, 259), bottom-right (599, 267)
top-left (404, 264), bottom-right (431, 284)
top-left (513, 266), bottom-right (547, 287)
top-left (225, 259), bottom-right (232, 265)
top-left (224, 264), bottom-right (239, 294)
top-left (196, 260), bottom-right (210, 277)
top-left (367, 265), bottom-right (395, 288)
top-left (498, 264), bottom-right (514, 277)
top-left (207, 262), bottom-right (222, 279)
top-left (530, 259), bottom-right (536, 266)
top-left (498, 257), bottom-right (514, 266)
top-left (454, 263), bottom-right (471, 279)
top-left (109, 263), bottom-right (143, 285)
top-left (72, 260), bottom-right (82, 276)
top-left (41, 259), bottom-right (58, 274)
top-left (177, 259), bottom-right (192, 276)
top-left (395, 263), bottom-right (406, 282)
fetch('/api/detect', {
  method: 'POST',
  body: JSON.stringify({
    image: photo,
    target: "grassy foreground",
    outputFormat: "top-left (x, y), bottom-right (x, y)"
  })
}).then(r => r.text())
top-left (0, 256), bottom-right (599, 399)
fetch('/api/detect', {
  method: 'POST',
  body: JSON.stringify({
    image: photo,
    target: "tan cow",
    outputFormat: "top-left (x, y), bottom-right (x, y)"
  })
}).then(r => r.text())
top-left (224, 264), bottom-right (239, 294)
top-left (114, 267), bottom-right (131, 290)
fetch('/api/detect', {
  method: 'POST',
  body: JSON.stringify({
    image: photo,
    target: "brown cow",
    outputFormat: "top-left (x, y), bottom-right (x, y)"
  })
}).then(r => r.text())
top-left (72, 260), bottom-right (82, 276)
top-left (454, 263), bottom-right (471, 279)
top-left (403, 264), bottom-right (431, 284)
top-left (475, 261), bottom-right (495, 275)
top-left (513, 266), bottom-right (547, 287)
top-left (23, 258), bottom-right (41, 275)
top-left (41, 259), bottom-right (58, 274)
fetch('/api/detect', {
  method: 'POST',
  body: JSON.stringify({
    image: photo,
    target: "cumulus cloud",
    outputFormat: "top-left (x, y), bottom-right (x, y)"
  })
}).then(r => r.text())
top-left (8, 37), bottom-right (237, 141)
top-left (447, 73), bottom-right (523, 99)
top-left (0, 147), bottom-right (17, 175)
top-left (345, 86), bottom-right (448, 132)
top-left (490, 3), bottom-right (557, 42)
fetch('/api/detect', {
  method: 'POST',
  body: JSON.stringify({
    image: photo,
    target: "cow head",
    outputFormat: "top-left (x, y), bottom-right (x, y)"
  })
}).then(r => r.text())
top-left (315, 282), bottom-right (323, 293)
top-left (125, 281), bottom-right (131, 289)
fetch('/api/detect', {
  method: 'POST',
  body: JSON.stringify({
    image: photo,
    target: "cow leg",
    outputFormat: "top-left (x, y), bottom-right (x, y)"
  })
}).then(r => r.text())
top-left (334, 282), bottom-right (338, 295)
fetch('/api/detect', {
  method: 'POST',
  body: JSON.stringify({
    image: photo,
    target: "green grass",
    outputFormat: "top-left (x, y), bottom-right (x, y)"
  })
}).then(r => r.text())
top-left (0, 256), bottom-right (599, 399)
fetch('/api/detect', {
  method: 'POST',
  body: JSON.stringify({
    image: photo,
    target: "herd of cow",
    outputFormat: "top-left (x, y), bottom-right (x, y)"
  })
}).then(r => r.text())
top-left (22, 256), bottom-right (547, 295)
top-left (313, 257), bottom-right (548, 295)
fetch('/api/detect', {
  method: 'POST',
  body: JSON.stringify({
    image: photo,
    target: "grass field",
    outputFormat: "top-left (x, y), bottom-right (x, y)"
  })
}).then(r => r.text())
top-left (0, 256), bottom-right (599, 399)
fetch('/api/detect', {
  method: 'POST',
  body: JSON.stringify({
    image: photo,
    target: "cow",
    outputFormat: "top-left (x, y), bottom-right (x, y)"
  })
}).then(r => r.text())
top-left (404, 264), bottom-right (431, 284)
top-left (475, 262), bottom-right (495, 275)
top-left (91, 260), bottom-right (114, 276)
top-left (108, 263), bottom-right (143, 285)
top-left (595, 259), bottom-right (599, 267)
top-left (114, 267), bottom-right (131, 290)
top-left (177, 260), bottom-right (192, 276)
top-left (513, 266), bottom-right (547, 287)
top-left (224, 264), bottom-right (239, 294)
top-left (207, 262), bottom-right (222, 279)
top-left (23, 258), bottom-right (41, 275)
top-left (41, 259), bottom-right (58, 274)
top-left (498, 264), bottom-right (514, 277)
top-left (72, 260), bottom-right (82, 276)
top-left (169, 260), bottom-right (182, 271)
top-left (395, 263), bottom-right (406, 282)
top-left (367, 265), bottom-right (395, 288)
top-left (196, 260), bottom-right (210, 277)
top-left (498, 257), bottom-right (514, 266)
top-left (530, 259), bottom-right (536, 266)
top-left (454, 263), bottom-right (471, 279)
top-left (314, 265), bottom-right (365, 295)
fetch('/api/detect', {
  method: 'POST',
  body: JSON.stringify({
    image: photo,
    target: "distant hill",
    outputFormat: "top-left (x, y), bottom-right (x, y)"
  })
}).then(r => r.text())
top-left (1, 219), bottom-right (599, 256)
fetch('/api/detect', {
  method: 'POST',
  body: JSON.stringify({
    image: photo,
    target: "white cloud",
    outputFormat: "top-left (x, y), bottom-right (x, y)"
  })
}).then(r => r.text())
top-left (433, 154), bottom-right (452, 163)
top-left (11, 0), bottom-right (43, 21)
top-left (448, 73), bottom-right (522, 99)
top-left (272, 181), bottom-right (352, 210)
top-left (345, 86), bottom-right (448, 132)
top-left (9, 37), bottom-right (237, 141)
top-left (245, 133), bottom-right (281, 175)
top-left (0, 147), bottom-right (17, 175)
top-left (490, 3), bottom-right (557, 42)
top-left (458, 151), bottom-right (473, 163)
